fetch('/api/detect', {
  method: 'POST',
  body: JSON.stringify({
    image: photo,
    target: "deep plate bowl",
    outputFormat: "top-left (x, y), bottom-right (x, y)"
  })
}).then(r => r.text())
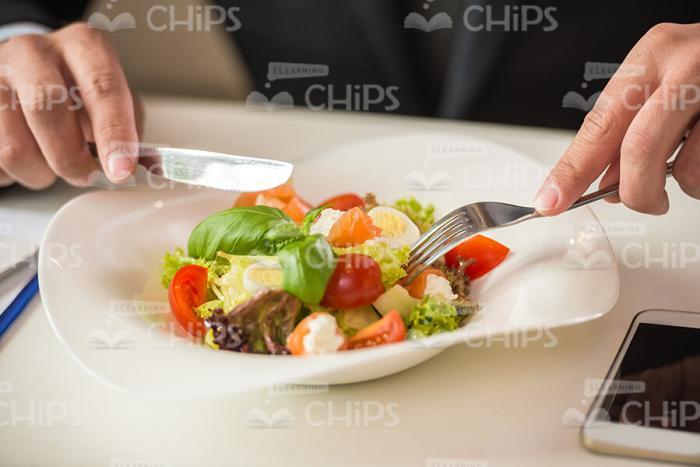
top-left (40, 134), bottom-right (619, 398)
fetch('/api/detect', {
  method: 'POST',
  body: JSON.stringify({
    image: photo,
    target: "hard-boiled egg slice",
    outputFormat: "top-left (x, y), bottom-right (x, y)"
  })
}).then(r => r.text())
top-left (215, 255), bottom-right (283, 309)
top-left (243, 259), bottom-right (283, 295)
top-left (368, 206), bottom-right (420, 246)
top-left (309, 208), bottom-right (344, 237)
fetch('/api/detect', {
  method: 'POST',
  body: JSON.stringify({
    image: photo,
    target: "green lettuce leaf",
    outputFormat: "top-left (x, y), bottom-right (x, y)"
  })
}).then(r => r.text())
top-left (277, 234), bottom-right (336, 305)
top-left (187, 206), bottom-right (301, 260)
top-left (392, 197), bottom-right (435, 233)
top-left (161, 248), bottom-right (231, 294)
top-left (333, 241), bottom-right (410, 287)
top-left (161, 247), bottom-right (211, 288)
top-left (406, 297), bottom-right (461, 339)
top-left (194, 299), bottom-right (223, 319)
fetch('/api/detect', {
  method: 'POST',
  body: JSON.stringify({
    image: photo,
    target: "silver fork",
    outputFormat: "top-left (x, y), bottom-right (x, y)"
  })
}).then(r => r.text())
top-left (405, 159), bottom-right (676, 283)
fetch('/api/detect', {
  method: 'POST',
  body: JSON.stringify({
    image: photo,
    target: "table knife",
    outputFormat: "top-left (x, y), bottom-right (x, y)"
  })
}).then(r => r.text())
top-left (88, 142), bottom-right (293, 192)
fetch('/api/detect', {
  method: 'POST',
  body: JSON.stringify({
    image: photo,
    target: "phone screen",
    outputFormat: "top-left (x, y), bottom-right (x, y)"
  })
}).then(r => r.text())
top-left (598, 323), bottom-right (700, 433)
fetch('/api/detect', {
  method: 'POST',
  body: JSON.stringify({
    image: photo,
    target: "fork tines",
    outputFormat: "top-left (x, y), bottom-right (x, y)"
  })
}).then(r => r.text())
top-left (405, 201), bottom-right (537, 283)
top-left (405, 209), bottom-right (477, 283)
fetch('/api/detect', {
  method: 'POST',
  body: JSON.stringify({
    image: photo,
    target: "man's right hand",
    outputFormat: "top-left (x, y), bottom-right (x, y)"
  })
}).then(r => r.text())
top-left (0, 22), bottom-right (139, 189)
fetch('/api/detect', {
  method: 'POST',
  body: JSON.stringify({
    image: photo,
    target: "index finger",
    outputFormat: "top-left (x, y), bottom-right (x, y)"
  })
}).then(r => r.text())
top-left (54, 24), bottom-right (138, 183)
top-left (534, 61), bottom-right (656, 215)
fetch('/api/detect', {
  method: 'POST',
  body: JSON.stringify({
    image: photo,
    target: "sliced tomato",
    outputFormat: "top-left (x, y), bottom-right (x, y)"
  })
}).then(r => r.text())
top-left (264, 181), bottom-right (296, 202)
top-left (346, 310), bottom-right (406, 349)
top-left (168, 264), bottom-right (208, 337)
top-left (327, 207), bottom-right (382, 247)
top-left (403, 268), bottom-right (447, 299)
top-left (444, 234), bottom-right (510, 280)
top-left (318, 193), bottom-right (365, 211)
top-left (321, 254), bottom-right (385, 309)
top-left (233, 181), bottom-right (297, 208)
top-left (287, 312), bottom-right (346, 356)
top-left (283, 195), bottom-right (312, 223)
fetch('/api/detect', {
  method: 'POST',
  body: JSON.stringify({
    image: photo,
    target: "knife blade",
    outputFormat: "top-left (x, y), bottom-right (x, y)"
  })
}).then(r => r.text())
top-left (88, 143), bottom-right (293, 192)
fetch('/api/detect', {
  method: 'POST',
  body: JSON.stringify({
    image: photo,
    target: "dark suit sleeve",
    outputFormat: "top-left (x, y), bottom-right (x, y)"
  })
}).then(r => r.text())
top-left (0, 0), bottom-right (90, 28)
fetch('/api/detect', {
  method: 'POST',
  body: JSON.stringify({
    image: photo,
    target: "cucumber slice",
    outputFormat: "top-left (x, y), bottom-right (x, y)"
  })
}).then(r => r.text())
top-left (334, 306), bottom-right (380, 336)
top-left (373, 284), bottom-right (419, 319)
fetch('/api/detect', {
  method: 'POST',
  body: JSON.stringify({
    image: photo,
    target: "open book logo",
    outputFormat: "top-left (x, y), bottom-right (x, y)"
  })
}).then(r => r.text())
top-left (562, 248), bottom-right (612, 270)
top-left (245, 91), bottom-right (294, 111)
top-left (87, 12), bottom-right (136, 32)
top-left (403, 12), bottom-right (453, 32)
top-left (562, 91), bottom-right (601, 111)
top-left (88, 329), bottom-right (136, 350)
top-left (404, 170), bottom-right (451, 191)
top-left (244, 407), bottom-right (294, 428)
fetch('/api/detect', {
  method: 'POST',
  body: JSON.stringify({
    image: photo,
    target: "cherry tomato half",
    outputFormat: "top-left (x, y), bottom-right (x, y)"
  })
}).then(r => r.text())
top-left (403, 268), bottom-right (447, 299)
top-left (444, 234), bottom-right (510, 280)
top-left (321, 254), bottom-right (385, 309)
top-left (168, 264), bottom-right (208, 336)
top-left (318, 193), bottom-right (365, 211)
top-left (346, 310), bottom-right (406, 349)
top-left (264, 181), bottom-right (296, 202)
top-left (327, 207), bottom-right (382, 247)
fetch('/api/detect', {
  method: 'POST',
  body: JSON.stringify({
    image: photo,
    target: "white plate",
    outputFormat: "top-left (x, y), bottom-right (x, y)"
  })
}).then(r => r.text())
top-left (40, 133), bottom-right (619, 398)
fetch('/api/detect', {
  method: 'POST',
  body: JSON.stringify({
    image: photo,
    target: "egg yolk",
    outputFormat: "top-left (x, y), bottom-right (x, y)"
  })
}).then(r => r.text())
top-left (372, 212), bottom-right (405, 237)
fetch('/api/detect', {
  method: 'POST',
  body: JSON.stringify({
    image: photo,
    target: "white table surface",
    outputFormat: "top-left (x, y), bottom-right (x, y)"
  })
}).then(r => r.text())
top-left (1, 96), bottom-right (698, 467)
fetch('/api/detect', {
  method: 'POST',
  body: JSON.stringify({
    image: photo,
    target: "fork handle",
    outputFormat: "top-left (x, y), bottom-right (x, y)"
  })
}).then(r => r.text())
top-left (567, 160), bottom-right (675, 212)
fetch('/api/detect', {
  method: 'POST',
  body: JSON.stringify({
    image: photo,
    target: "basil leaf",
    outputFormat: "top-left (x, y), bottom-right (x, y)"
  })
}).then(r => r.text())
top-left (277, 234), bottom-right (336, 305)
top-left (188, 206), bottom-right (295, 260)
top-left (264, 221), bottom-right (305, 252)
top-left (301, 205), bottom-right (328, 235)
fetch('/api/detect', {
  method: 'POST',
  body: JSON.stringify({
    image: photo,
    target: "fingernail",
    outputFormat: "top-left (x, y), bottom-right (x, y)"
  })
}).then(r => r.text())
top-left (534, 183), bottom-right (560, 212)
top-left (106, 151), bottom-right (135, 182)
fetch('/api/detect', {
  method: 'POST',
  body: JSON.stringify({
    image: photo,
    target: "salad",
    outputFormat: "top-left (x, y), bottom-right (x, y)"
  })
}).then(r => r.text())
top-left (161, 182), bottom-right (510, 356)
